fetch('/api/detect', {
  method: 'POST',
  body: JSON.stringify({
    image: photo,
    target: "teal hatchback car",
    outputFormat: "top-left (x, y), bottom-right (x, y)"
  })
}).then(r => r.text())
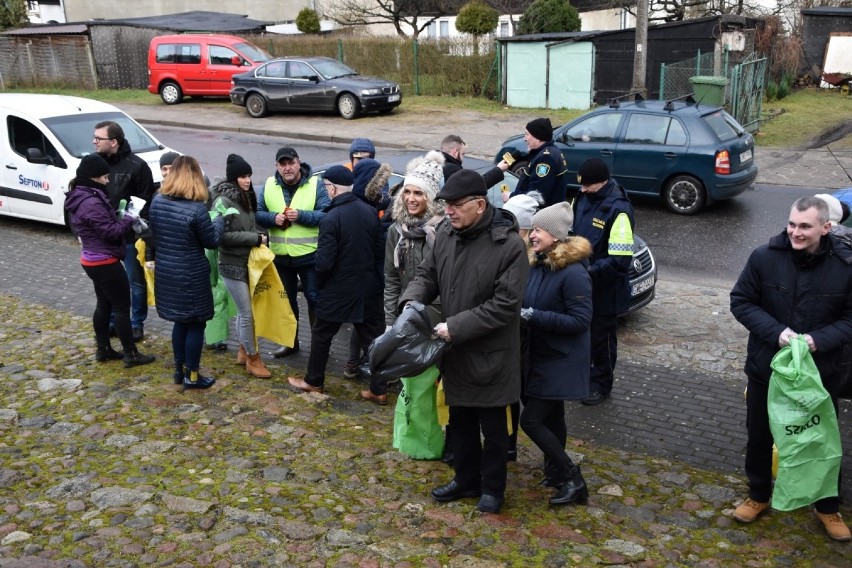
top-left (495, 97), bottom-right (758, 215)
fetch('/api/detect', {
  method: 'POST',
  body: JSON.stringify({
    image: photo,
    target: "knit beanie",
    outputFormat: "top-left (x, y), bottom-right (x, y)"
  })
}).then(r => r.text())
top-left (76, 154), bottom-right (111, 179)
top-left (323, 165), bottom-right (353, 186)
top-left (349, 137), bottom-right (376, 160)
top-left (526, 117), bottom-right (553, 142)
top-left (577, 158), bottom-right (610, 186)
top-left (159, 151), bottom-right (180, 168)
top-left (403, 150), bottom-right (445, 200)
top-left (225, 154), bottom-right (252, 182)
top-left (503, 191), bottom-right (544, 230)
top-left (531, 202), bottom-right (574, 242)
top-left (814, 193), bottom-right (843, 225)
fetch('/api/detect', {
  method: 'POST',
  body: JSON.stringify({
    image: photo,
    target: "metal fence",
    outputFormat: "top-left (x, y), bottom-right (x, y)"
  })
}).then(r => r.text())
top-left (0, 35), bottom-right (98, 90)
top-left (659, 51), bottom-right (719, 101)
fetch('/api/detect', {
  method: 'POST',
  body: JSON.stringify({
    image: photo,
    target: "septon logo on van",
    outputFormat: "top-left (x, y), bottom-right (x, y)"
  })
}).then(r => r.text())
top-left (18, 175), bottom-right (50, 191)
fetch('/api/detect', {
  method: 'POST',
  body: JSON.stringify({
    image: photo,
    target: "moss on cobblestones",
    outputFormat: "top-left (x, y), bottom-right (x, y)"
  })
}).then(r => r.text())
top-left (0, 294), bottom-right (850, 566)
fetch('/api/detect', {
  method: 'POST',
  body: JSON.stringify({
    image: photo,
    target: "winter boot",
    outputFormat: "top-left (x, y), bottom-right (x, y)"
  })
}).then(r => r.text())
top-left (236, 345), bottom-right (248, 365)
top-left (123, 347), bottom-right (156, 368)
top-left (184, 369), bottom-right (215, 389)
top-left (549, 466), bottom-right (589, 505)
top-left (246, 352), bottom-right (272, 378)
top-left (95, 339), bottom-right (124, 362)
top-left (173, 362), bottom-right (185, 385)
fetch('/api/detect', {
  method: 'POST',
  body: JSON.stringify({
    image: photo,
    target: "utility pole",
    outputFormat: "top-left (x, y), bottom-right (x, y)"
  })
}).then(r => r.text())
top-left (631, 0), bottom-right (649, 97)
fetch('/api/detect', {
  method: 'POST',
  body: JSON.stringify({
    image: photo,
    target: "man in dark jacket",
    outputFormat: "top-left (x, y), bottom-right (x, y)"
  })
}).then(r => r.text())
top-left (94, 120), bottom-right (155, 341)
top-left (508, 118), bottom-right (569, 207)
top-left (572, 158), bottom-right (634, 405)
top-left (287, 166), bottom-right (384, 395)
top-left (256, 147), bottom-right (331, 358)
top-left (441, 133), bottom-right (508, 189)
top-left (730, 196), bottom-right (852, 541)
top-left (399, 169), bottom-right (529, 514)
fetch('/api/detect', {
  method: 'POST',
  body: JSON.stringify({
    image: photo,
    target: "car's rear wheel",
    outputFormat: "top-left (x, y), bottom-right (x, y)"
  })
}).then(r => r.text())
top-left (159, 81), bottom-right (183, 105)
top-left (246, 93), bottom-right (268, 118)
top-left (337, 94), bottom-right (360, 120)
top-left (664, 174), bottom-right (706, 215)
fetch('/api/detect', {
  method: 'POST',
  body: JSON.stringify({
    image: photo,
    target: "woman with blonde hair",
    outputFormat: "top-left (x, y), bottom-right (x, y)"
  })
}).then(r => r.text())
top-left (148, 156), bottom-right (225, 389)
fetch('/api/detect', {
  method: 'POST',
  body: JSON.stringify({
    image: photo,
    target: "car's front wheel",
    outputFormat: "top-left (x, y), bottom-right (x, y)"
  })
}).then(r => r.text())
top-left (337, 94), bottom-right (360, 120)
top-left (159, 81), bottom-right (183, 105)
top-left (246, 93), bottom-right (268, 118)
top-left (664, 174), bottom-right (706, 215)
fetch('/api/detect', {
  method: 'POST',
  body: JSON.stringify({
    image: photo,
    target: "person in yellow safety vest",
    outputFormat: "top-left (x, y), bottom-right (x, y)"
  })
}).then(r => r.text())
top-left (255, 147), bottom-right (331, 358)
top-left (571, 158), bottom-right (634, 406)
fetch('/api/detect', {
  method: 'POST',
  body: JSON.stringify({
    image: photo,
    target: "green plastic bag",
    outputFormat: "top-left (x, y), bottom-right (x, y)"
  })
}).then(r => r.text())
top-left (392, 365), bottom-right (444, 460)
top-left (204, 248), bottom-right (237, 345)
top-left (768, 336), bottom-right (841, 511)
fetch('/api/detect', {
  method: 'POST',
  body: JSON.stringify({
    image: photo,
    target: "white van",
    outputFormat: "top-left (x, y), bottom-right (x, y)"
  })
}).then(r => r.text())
top-left (0, 94), bottom-right (175, 226)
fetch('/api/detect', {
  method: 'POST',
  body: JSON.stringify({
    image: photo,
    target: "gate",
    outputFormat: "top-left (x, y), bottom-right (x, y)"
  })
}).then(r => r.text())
top-left (729, 55), bottom-right (767, 133)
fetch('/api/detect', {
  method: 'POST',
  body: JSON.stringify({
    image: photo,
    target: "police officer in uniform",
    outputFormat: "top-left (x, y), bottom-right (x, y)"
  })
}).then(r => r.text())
top-left (571, 158), bottom-right (634, 405)
top-left (508, 118), bottom-right (569, 207)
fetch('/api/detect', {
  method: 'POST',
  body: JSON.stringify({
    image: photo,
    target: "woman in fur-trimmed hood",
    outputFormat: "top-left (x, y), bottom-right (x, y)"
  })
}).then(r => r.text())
top-left (519, 201), bottom-right (594, 507)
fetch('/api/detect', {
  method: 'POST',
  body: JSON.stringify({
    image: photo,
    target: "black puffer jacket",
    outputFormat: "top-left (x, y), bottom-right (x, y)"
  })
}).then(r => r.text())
top-left (148, 193), bottom-right (224, 323)
top-left (730, 231), bottom-right (852, 391)
top-left (101, 140), bottom-right (155, 216)
top-left (399, 206), bottom-right (529, 407)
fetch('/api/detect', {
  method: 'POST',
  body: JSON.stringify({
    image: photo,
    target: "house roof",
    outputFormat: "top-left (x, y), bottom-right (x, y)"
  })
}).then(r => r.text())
top-left (85, 11), bottom-right (272, 33)
top-left (399, 0), bottom-right (634, 16)
top-left (801, 7), bottom-right (852, 17)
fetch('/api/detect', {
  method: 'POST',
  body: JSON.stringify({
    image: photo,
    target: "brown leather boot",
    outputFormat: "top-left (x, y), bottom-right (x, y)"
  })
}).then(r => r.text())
top-left (236, 345), bottom-right (247, 365)
top-left (246, 352), bottom-right (271, 378)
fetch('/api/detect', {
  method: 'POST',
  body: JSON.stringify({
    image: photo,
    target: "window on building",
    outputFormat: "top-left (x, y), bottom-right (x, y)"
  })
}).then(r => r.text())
top-left (27, 1), bottom-right (39, 12)
top-left (427, 22), bottom-right (436, 38)
top-left (499, 22), bottom-right (509, 37)
top-left (440, 21), bottom-right (449, 37)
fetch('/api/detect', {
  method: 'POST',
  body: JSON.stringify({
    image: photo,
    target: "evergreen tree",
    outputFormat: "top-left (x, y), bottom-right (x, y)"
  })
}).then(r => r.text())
top-left (517, 0), bottom-right (581, 35)
top-left (296, 8), bottom-right (321, 34)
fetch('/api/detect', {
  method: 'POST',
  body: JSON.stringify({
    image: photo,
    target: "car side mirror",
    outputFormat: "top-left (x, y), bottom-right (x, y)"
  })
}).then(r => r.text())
top-left (308, 75), bottom-right (319, 82)
top-left (26, 148), bottom-right (52, 165)
top-left (231, 56), bottom-right (242, 66)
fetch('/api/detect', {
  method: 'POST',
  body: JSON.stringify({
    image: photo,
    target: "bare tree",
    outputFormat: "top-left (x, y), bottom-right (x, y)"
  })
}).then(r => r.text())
top-left (326, 0), bottom-right (456, 38)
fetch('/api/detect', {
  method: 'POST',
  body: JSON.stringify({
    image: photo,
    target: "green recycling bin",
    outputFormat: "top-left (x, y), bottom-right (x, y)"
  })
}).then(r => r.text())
top-left (689, 76), bottom-right (728, 106)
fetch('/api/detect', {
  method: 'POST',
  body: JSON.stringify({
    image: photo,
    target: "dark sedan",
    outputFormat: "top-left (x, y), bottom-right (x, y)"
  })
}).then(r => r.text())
top-left (229, 56), bottom-right (401, 120)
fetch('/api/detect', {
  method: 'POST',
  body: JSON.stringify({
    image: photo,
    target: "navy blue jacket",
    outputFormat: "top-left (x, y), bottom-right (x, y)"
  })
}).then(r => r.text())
top-left (315, 192), bottom-right (384, 323)
top-left (523, 238), bottom-right (593, 401)
top-left (730, 231), bottom-right (852, 390)
top-left (572, 179), bottom-right (634, 316)
top-left (511, 140), bottom-right (568, 207)
top-left (148, 193), bottom-right (224, 323)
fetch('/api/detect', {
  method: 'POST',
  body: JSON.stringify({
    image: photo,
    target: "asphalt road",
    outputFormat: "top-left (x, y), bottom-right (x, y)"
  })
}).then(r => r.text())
top-left (150, 125), bottom-right (820, 284)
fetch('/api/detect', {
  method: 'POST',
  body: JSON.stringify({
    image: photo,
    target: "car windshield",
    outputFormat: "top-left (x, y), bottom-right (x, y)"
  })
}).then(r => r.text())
top-left (235, 43), bottom-right (272, 63)
top-left (702, 110), bottom-right (744, 142)
top-left (311, 59), bottom-right (358, 80)
top-left (42, 111), bottom-right (162, 158)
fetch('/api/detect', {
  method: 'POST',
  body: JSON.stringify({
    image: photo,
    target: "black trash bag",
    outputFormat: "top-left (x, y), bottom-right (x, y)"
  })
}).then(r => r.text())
top-left (368, 301), bottom-right (448, 381)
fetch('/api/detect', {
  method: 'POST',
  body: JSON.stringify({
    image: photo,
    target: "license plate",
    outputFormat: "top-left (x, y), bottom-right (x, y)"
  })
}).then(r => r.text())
top-left (388, 94), bottom-right (400, 102)
top-left (631, 275), bottom-right (655, 296)
top-left (740, 149), bottom-right (752, 163)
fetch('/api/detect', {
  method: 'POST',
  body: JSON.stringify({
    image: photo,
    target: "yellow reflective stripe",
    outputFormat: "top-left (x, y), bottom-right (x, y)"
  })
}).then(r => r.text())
top-left (284, 236), bottom-right (319, 245)
top-left (608, 212), bottom-right (633, 256)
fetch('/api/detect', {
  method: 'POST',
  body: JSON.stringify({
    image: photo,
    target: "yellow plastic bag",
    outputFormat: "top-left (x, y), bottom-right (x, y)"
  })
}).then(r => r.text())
top-left (436, 379), bottom-right (449, 427)
top-left (134, 240), bottom-right (155, 307)
top-left (248, 246), bottom-right (297, 349)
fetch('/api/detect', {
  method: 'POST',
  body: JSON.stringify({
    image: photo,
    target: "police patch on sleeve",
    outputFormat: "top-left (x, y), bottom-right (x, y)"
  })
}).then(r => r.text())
top-left (535, 163), bottom-right (551, 177)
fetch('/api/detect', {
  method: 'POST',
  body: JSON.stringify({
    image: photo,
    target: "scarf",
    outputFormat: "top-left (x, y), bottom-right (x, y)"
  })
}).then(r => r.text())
top-left (393, 215), bottom-right (440, 269)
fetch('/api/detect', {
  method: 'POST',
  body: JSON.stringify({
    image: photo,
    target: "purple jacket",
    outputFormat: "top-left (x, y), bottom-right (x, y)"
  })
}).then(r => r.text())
top-left (64, 181), bottom-right (134, 260)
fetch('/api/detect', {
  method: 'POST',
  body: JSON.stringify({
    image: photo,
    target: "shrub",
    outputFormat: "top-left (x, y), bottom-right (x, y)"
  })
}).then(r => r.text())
top-left (777, 79), bottom-right (790, 100)
top-left (296, 9), bottom-right (321, 35)
top-left (765, 80), bottom-right (779, 102)
top-left (518, 0), bottom-right (581, 35)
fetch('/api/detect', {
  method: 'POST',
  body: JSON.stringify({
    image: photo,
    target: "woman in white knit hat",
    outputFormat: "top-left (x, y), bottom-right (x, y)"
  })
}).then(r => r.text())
top-left (361, 150), bottom-right (445, 406)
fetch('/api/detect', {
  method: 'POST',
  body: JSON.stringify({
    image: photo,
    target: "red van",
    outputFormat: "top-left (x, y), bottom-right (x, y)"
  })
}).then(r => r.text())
top-left (147, 34), bottom-right (272, 104)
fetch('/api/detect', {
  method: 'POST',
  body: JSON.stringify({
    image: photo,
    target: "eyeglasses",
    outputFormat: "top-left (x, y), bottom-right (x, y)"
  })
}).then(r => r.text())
top-left (444, 196), bottom-right (482, 208)
top-left (92, 136), bottom-right (112, 142)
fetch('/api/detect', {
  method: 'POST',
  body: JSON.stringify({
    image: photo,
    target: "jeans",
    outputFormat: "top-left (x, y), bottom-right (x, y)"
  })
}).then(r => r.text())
top-left (589, 311), bottom-right (618, 395)
top-left (449, 405), bottom-right (510, 498)
top-left (273, 254), bottom-right (319, 346)
top-left (123, 242), bottom-right (148, 329)
top-left (745, 376), bottom-right (840, 513)
top-left (222, 276), bottom-right (256, 355)
top-left (82, 261), bottom-right (134, 353)
top-left (172, 321), bottom-right (205, 371)
top-left (520, 397), bottom-right (575, 485)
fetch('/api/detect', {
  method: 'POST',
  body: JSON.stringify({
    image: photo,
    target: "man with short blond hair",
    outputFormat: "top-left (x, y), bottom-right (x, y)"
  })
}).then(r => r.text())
top-left (730, 196), bottom-right (852, 541)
